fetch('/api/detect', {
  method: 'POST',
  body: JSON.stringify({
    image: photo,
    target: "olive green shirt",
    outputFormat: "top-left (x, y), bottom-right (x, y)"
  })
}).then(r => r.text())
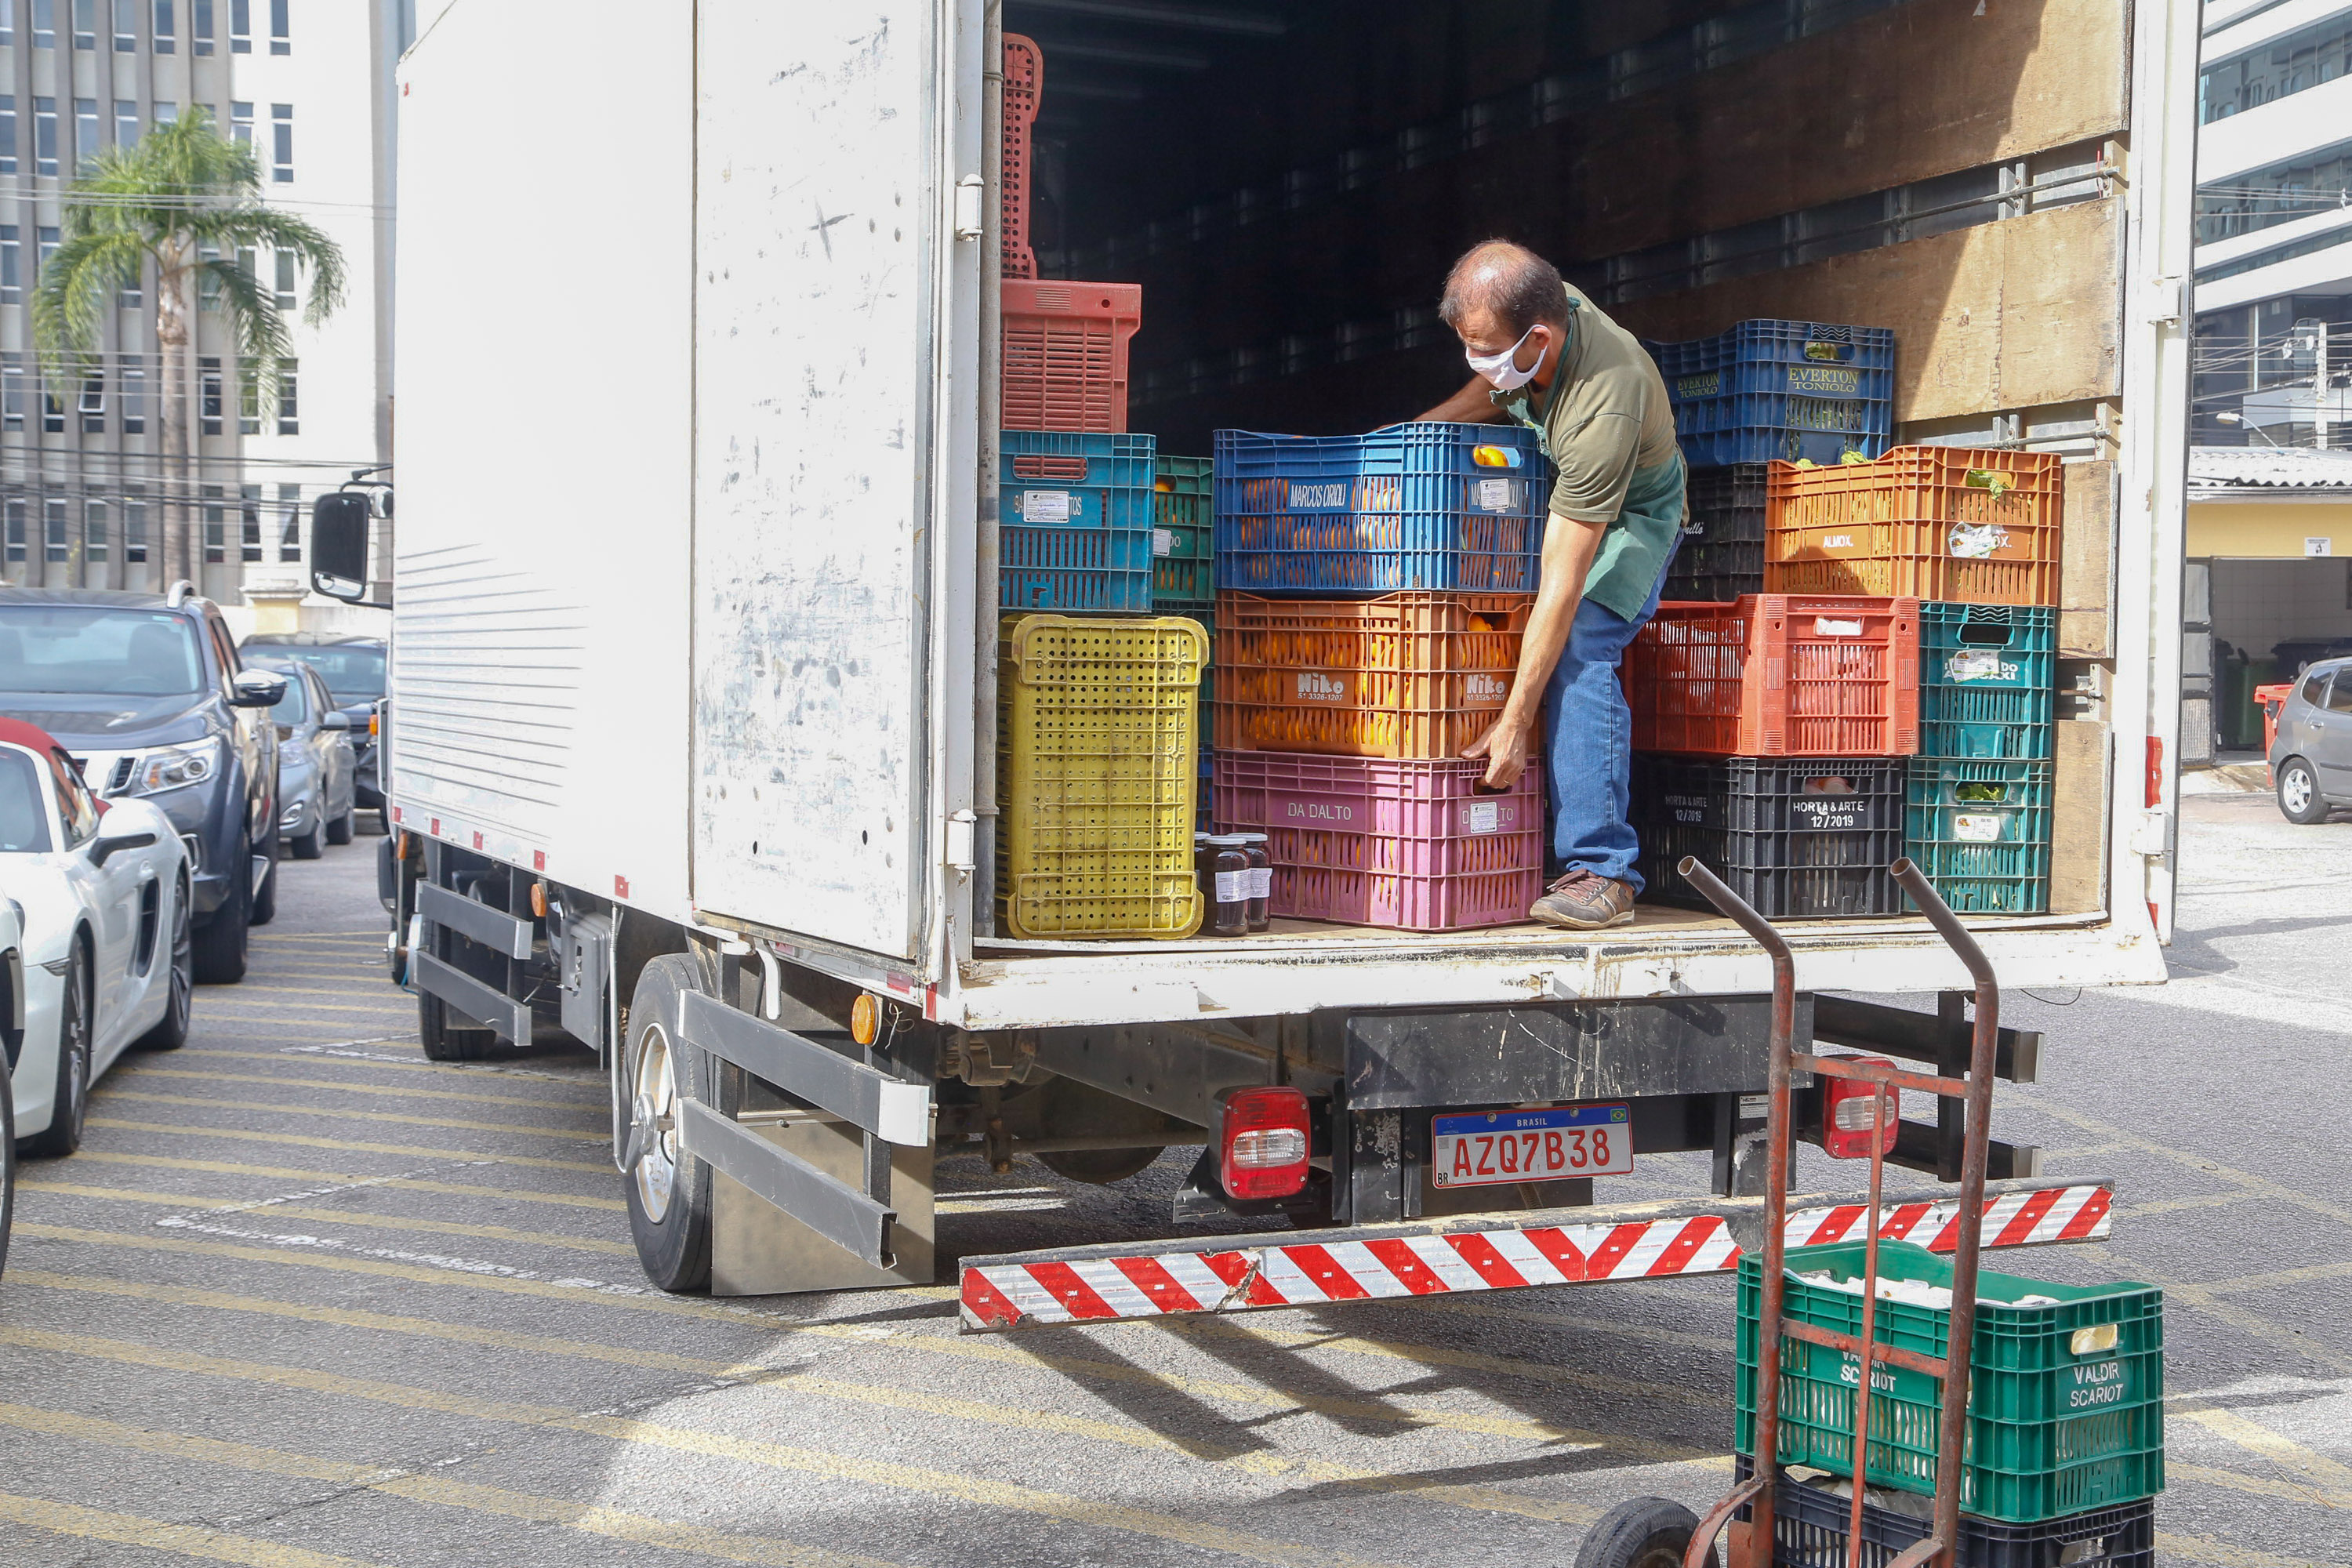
top-left (1491, 283), bottom-right (1686, 622)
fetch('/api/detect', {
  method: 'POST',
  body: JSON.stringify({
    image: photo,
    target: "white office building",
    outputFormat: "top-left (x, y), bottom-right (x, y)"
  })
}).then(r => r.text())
top-left (0, 0), bottom-right (407, 631)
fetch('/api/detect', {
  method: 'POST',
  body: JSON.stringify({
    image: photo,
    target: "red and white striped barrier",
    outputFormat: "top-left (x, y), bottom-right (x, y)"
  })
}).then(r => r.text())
top-left (959, 1183), bottom-right (2111, 1330)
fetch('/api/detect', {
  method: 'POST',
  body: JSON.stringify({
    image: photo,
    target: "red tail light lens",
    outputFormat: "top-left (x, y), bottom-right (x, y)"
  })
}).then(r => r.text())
top-left (1821, 1056), bottom-right (1899, 1160)
top-left (1220, 1087), bottom-right (1309, 1200)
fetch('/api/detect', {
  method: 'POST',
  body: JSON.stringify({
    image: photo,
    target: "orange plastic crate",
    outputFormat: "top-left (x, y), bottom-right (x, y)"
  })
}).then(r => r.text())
top-left (1002, 35), bottom-right (1041, 281)
top-left (1214, 590), bottom-right (1532, 759)
top-left (1003, 279), bottom-right (1142, 433)
top-left (1628, 594), bottom-right (1921, 757)
top-left (1764, 446), bottom-right (2063, 605)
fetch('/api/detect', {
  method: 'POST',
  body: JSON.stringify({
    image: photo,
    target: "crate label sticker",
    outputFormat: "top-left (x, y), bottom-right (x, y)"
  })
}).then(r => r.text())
top-left (2063, 1358), bottom-right (2132, 1409)
top-left (1152, 528), bottom-right (1175, 557)
top-left (1801, 340), bottom-right (1850, 362)
top-left (1948, 521), bottom-right (2011, 559)
top-left (1675, 371), bottom-right (1720, 400)
top-left (1283, 479), bottom-right (1352, 512)
top-left (1813, 616), bottom-right (1864, 637)
top-left (1465, 672), bottom-right (1510, 706)
top-left (1738, 1093), bottom-right (1770, 1120)
top-left (1281, 797), bottom-right (1356, 824)
top-left (1474, 477), bottom-right (1518, 513)
top-left (1214, 869), bottom-right (1248, 904)
top-left (1021, 490), bottom-right (1076, 523)
top-left (1952, 811), bottom-right (2009, 842)
top-left (1248, 865), bottom-right (1273, 898)
top-left (1293, 670), bottom-right (1351, 706)
top-left (1465, 800), bottom-right (1502, 835)
top-left (1785, 365), bottom-right (1860, 397)
top-left (1945, 651), bottom-right (2019, 683)
top-left (1791, 797), bottom-right (1867, 831)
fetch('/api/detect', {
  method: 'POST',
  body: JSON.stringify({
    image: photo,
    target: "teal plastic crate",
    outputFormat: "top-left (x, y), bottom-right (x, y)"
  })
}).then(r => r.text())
top-left (1154, 455), bottom-right (1214, 614)
top-left (1735, 1239), bottom-right (2165, 1523)
top-left (1906, 757), bottom-right (2051, 914)
top-left (1919, 602), bottom-right (2054, 760)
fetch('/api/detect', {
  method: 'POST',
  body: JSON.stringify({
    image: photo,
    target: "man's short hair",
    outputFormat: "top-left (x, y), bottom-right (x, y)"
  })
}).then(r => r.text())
top-left (1439, 241), bottom-right (1569, 336)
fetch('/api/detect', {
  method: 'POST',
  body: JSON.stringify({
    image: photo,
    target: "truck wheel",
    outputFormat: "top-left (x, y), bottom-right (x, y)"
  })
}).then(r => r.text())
top-left (419, 985), bottom-right (501, 1062)
top-left (191, 829), bottom-right (250, 985)
top-left (1036, 1146), bottom-right (1164, 1185)
top-left (622, 954), bottom-right (713, 1292)
top-left (1573, 1497), bottom-right (1716, 1568)
top-left (2278, 757), bottom-right (2330, 824)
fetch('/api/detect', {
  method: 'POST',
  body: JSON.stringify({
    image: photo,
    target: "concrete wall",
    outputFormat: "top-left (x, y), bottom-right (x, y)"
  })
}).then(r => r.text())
top-left (2187, 497), bottom-right (2352, 557)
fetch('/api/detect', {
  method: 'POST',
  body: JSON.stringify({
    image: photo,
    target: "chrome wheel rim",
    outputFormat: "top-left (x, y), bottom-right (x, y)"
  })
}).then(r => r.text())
top-left (2284, 767), bottom-right (2315, 815)
top-left (630, 1023), bottom-right (681, 1222)
top-left (166, 883), bottom-right (191, 1030)
top-left (63, 959), bottom-right (88, 1124)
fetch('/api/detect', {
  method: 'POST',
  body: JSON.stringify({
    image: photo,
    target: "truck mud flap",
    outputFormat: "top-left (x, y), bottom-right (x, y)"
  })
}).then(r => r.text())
top-left (959, 1178), bottom-right (2112, 1331)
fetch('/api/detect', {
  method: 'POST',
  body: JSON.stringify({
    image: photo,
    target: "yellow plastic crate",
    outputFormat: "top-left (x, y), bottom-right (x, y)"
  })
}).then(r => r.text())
top-left (998, 614), bottom-right (1207, 939)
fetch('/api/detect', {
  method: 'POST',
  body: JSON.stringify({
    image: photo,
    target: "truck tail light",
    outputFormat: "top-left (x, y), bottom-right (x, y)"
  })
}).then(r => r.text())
top-left (1220, 1087), bottom-right (1309, 1200)
top-left (1821, 1057), bottom-right (1899, 1160)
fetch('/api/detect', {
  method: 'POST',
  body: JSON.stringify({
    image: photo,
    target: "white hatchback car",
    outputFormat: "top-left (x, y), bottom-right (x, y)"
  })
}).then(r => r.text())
top-left (0, 718), bottom-right (192, 1157)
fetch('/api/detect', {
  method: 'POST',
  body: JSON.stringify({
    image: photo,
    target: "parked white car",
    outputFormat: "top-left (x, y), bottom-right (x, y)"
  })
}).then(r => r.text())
top-left (0, 718), bottom-right (192, 1158)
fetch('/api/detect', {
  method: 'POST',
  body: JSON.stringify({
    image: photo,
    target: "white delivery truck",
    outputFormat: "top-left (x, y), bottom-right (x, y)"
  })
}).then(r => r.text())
top-left (329, 0), bottom-right (2195, 1319)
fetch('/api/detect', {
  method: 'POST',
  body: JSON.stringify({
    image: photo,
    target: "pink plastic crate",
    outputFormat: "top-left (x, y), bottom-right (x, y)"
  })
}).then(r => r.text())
top-left (1211, 752), bottom-right (1544, 931)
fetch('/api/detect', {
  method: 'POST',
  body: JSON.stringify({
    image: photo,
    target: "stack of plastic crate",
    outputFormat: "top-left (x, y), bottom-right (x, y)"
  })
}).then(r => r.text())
top-left (1150, 454), bottom-right (1216, 826)
top-left (1624, 594), bottom-right (1921, 917)
top-left (1762, 447), bottom-right (2064, 915)
top-left (1205, 422), bottom-right (1548, 931)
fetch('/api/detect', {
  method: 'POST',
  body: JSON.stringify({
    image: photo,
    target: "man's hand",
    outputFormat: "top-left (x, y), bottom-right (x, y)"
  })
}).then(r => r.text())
top-left (1463, 713), bottom-right (1534, 791)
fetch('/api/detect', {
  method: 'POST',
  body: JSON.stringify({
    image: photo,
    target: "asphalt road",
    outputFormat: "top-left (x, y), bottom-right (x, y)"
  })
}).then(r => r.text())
top-left (2, 794), bottom-right (2347, 1567)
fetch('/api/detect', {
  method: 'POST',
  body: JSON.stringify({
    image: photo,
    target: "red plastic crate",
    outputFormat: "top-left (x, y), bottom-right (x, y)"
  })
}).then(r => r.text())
top-left (1002, 34), bottom-right (1041, 281)
top-left (1003, 280), bottom-right (1142, 433)
top-left (1211, 752), bottom-right (1544, 931)
top-left (1764, 447), bottom-right (2063, 605)
top-left (1628, 593), bottom-right (1921, 757)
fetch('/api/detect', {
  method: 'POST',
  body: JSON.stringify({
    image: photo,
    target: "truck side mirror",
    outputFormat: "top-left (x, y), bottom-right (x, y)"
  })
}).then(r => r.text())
top-left (312, 492), bottom-right (378, 603)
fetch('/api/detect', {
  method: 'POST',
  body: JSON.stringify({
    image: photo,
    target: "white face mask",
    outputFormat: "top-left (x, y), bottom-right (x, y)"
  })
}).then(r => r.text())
top-left (1466, 323), bottom-right (1546, 391)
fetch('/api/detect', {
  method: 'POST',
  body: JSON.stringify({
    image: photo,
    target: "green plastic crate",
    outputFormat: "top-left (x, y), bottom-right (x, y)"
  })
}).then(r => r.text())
top-left (1154, 456), bottom-right (1213, 612)
top-left (1734, 1238), bottom-right (2165, 1523)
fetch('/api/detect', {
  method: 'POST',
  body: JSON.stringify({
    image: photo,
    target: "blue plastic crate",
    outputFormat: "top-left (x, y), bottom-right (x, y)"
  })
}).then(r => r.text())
top-left (1002, 430), bottom-right (1156, 612)
top-left (1213, 423), bottom-right (1545, 597)
top-left (1920, 602), bottom-right (2055, 760)
top-left (1906, 757), bottom-right (2052, 914)
top-left (1644, 321), bottom-right (1894, 467)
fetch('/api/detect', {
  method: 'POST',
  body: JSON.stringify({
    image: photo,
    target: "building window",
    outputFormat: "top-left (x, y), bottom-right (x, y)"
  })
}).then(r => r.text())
top-left (270, 103), bottom-right (292, 183)
top-left (42, 384), bottom-right (63, 433)
top-left (34, 99), bottom-right (58, 178)
top-left (268, 0), bottom-right (284, 52)
top-left (44, 496), bottom-right (67, 562)
top-left (201, 485), bottom-right (224, 563)
top-left (114, 100), bottom-right (137, 151)
top-left (238, 356), bottom-right (260, 435)
top-left (228, 0), bottom-right (246, 49)
top-left (74, 99), bottom-right (99, 175)
top-left (36, 226), bottom-right (58, 275)
top-left (115, 0), bottom-right (133, 49)
top-left (84, 497), bottom-right (106, 562)
top-left (274, 248), bottom-right (296, 310)
top-left (118, 260), bottom-right (142, 310)
top-left (79, 371), bottom-right (103, 432)
top-left (71, 0), bottom-right (91, 46)
top-left (191, 0), bottom-right (209, 53)
top-left (0, 0), bottom-right (13, 46)
top-left (230, 100), bottom-right (252, 151)
top-left (276, 358), bottom-right (297, 435)
top-left (31, 0), bottom-right (52, 47)
top-left (197, 242), bottom-right (220, 310)
top-left (125, 486), bottom-right (147, 562)
top-left (153, 0), bottom-right (171, 52)
top-left (239, 483), bottom-right (260, 561)
top-left (3, 499), bottom-right (23, 564)
top-left (278, 481), bottom-right (299, 561)
top-left (119, 353), bottom-right (143, 431)
top-left (199, 356), bottom-right (223, 436)
top-left (0, 228), bottom-right (17, 305)
top-left (1, 354), bottom-right (21, 430)
top-left (0, 97), bottom-right (16, 176)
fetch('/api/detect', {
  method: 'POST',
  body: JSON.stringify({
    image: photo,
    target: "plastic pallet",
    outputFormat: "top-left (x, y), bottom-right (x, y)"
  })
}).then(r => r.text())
top-left (1210, 751), bottom-right (1544, 931)
top-left (1214, 423), bottom-right (1545, 597)
top-left (1664, 463), bottom-right (1771, 602)
top-left (1905, 757), bottom-right (2053, 915)
top-left (1645, 321), bottom-right (1894, 467)
top-left (1632, 756), bottom-right (1907, 918)
top-left (1766, 447), bottom-right (2063, 606)
top-left (1736, 1240), bottom-right (2166, 1523)
top-left (996, 615), bottom-right (1207, 939)
top-left (1733, 1457), bottom-right (2155, 1568)
top-left (1213, 590), bottom-right (1530, 760)
top-left (1003, 280), bottom-right (1142, 433)
top-left (1002, 35), bottom-right (1041, 280)
top-left (1001, 430), bottom-right (1156, 612)
top-left (1919, 602), bottom-right (2056, 760)
top-left (1627, 594), bottom-right (1922, 757)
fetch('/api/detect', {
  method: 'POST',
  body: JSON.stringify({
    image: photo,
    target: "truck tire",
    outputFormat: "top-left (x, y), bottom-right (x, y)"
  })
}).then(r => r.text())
top-left (191, 829), bottom-right (250, 985)
top-left (419, 985), bottom-right (501, 1061)
top-left (622, 954), bottom-right (714, 1292)
top-left (1573, 1497), bottom-right (1715, 1568)
top-left (1036, 1146), bottom-right (1164, 1185)
top-left (2278, 757), bottom-right (2330, 824)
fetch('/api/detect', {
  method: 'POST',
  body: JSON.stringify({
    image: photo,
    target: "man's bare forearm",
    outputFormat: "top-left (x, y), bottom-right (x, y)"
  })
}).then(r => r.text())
top-left (1416, 376), bottom-right (1509, 424)
top-left (1501, 514), bottom-right (1603, 730)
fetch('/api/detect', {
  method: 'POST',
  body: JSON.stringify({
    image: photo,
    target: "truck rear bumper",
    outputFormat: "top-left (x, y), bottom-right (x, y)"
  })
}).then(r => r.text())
top-left (960, 1178), bottom-right (2111, 1331)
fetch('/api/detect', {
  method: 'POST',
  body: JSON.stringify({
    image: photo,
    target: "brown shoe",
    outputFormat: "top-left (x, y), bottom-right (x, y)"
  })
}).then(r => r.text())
top-left (1530, 869), bottom-right (1636, 930)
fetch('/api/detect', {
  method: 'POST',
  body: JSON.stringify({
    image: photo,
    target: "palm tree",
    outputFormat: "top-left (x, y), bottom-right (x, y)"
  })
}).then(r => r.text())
top-left (30, 108), bottom-right (345, 586)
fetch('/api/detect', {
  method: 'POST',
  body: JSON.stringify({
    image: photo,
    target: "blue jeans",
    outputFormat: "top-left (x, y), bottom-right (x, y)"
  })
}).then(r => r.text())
top-left (1539, 539), bottom-right (1680, 893)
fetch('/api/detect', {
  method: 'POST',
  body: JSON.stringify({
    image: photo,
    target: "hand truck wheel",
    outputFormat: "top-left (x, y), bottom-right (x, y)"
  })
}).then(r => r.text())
top-left (1574, 1497), bottom-right (1722, 1568)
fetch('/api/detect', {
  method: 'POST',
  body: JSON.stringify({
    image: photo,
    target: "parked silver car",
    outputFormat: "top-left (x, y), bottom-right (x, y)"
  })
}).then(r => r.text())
top-left (2270, 655), bottom-right (2352, 824)
top-left (250, 658), bottom-right (357, 858)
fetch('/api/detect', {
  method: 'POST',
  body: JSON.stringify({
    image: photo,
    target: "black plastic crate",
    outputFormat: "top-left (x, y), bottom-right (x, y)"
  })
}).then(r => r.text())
top-left (1666, 464), bottom-right (1769, 601)
top-left (1633, 755), bottom-right (1905, 917)
top-left (1733, 1457), bottom-right (2155, 1568)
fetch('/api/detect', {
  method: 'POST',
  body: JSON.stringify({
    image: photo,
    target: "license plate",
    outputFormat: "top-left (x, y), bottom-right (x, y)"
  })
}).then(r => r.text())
top-left (1430, 1103), bottom-right (1633, 1189)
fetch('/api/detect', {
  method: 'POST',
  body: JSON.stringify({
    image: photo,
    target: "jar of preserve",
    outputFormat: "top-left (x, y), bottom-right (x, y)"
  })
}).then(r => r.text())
top-left (1206, 834), bottom-right (1250, 936)
top-left (1236, 832), bottom-right (1272, 931)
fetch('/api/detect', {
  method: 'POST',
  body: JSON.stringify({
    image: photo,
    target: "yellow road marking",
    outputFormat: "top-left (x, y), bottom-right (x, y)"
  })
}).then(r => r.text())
top-left (2179, 1405), bottom-right (2352, 1502)
top-left (98, 1089), bottom-right (608, 1143)
top-left (120, 1064), bottom-right (604, 1113)
top-left (197, 999), bottom-right (418, 1015)
top-left (2197, 1259), bottom-right (2352, 1295)
top-left (2120, 1189), bottom-right (2267, 1220)
top-left (0, 1402), bottom-right (896, 1568)
top-left (2027, 1100), bottom-right (2352, 1230)
top-left (217, 983), bottom-right (410, 1000)
top-left (2086, 1244), bottom-right (2352, 1377)
top-left (19, 1181), bottom-right (634, 1255)
top-left (67, 1149), bottom-right (626, 1210)
top-left (86, 1117), bottom-right (609, 1172)
top-left (0, 1325), bottom-right (1406, 1568)
top-left (2155, 1533), bottom-right (2352, 1568)
top-left (2169, 1459), bottom-right (2352, 1512)
top-left (1417, 1294), bottom-right (1736, 1352)
top-left (0, 1489), bottom-right (383, 1568)
top-left (179, 1046), bottom-right (605, 1092)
